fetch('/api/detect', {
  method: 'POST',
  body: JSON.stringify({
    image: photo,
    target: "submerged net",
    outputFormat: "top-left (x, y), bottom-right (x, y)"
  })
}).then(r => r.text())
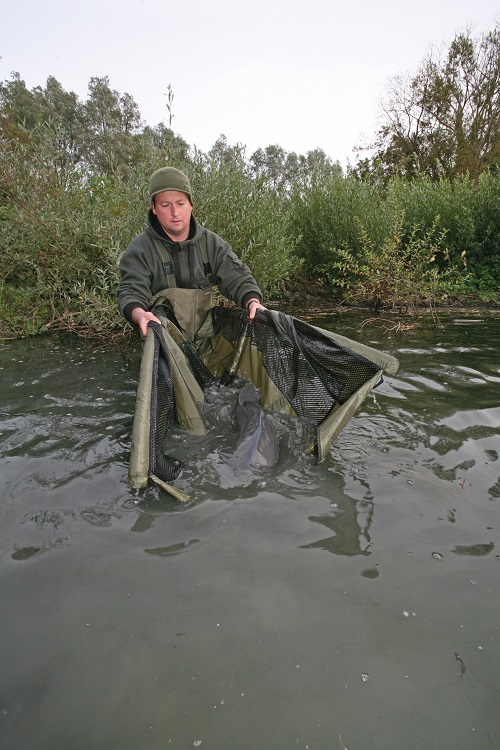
top-left (129, 306), bottom-right (399, 490)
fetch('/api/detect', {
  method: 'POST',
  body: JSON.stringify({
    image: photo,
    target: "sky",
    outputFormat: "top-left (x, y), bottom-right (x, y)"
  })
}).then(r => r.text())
top-left (1, 0), bottom-right (498, 168)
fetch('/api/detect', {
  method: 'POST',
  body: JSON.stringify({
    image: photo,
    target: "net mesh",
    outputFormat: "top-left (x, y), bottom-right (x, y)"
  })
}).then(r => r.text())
top-left (209, 308), bottom-right (380, 422)
top-left (146, 307), bottom-right (382, 484)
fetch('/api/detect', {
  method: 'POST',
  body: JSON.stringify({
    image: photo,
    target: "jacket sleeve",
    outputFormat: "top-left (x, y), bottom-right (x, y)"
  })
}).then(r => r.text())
top-left (207, 232), bottom-right (263, 308)
top-left (117, 234), bottom-right (162, 321)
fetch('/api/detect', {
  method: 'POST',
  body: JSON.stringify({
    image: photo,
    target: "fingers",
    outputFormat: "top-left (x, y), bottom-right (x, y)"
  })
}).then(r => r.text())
top-left (141, 314), bottom-right (161, 337)
top-left (132, 309), bottom-right (161, 337)
top-left (248, 301), bottom-right (267, 320)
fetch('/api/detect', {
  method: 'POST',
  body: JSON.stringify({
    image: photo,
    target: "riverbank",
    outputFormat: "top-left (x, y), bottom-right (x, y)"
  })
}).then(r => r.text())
top-left (280, 274), bottom-right (500, 319)
top-left (0, 274), bottom-right (498, 346)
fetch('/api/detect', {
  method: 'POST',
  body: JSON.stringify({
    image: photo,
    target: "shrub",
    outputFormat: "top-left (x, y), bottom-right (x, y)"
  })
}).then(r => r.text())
top-left (388, 173), bottom-right (500, 290)
top-left (326, 215), bottom-right (469, 314)
top-left (290, 173), bottom-right (397, 276)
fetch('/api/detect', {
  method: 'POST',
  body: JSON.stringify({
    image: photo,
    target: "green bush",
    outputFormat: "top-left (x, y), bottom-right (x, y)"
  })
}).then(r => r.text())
top-left (0, 126), bottom-right (131, 338)
top-left (326, 216), bottom-right (467, 313)
top-left (290, 173), bottom-right (397, 276)
top-left (470, 171), bottom-right (500, 287)
top-left (388, 173), bottom-right (500, 290)
top-left (189, 143), bottom-right (299, 298)
top-left (291, 169), bottom-right (499, 297)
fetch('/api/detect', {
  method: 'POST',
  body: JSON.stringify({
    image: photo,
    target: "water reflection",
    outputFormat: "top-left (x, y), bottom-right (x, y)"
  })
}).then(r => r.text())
top-left (144, 538), bottom-right (201, 557)
top-left (301, 492), bottom-right (374, 556)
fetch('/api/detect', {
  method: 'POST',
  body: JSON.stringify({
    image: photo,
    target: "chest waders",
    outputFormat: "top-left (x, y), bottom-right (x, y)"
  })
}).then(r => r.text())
top-left (148, 234), bottom-right (216, 341)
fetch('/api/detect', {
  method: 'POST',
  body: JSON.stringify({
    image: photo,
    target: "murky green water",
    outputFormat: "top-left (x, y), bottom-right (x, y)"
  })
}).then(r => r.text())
top-left (1, 312), bottom-right (499, 750)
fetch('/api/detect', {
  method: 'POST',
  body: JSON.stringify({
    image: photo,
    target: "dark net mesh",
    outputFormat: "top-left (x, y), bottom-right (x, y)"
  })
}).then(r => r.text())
top-left (146, 307), bottom-right (382, 484)
top-left (207, 308), bottom-right (381, 424)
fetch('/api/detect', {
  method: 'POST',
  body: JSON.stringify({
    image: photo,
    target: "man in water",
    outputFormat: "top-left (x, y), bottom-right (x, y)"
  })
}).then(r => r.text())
top-left (117, 166), bottom-right (266, 338)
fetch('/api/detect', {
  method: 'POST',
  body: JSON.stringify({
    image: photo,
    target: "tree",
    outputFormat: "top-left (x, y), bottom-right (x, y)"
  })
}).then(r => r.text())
top-left (142, 122), bottom-right (190, 163)
top-left (0, 72), bottom-right (42, 137)
top-left (250, 144), bottom-right (342, 191)
top-left (81, 76), bottom-right (143, 175)
top-left (0, 73), bottom-right (145, 175)
top-left (41, 76), bottom-right (85, 166)
top-left (0, 73), bottom-right (87, 187)
top-left (368, 25), bottom-right (500, 180)
top-left (250, 144), bottom-right (288, 190)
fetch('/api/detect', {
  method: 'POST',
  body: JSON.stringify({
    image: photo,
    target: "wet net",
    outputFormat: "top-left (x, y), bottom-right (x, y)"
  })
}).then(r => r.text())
top-left (148, 321), bottom-right (182, 482)
top-left (206, 307), bottom-right (381, 421)
top-left (129, 305), bottom-right (399, 492)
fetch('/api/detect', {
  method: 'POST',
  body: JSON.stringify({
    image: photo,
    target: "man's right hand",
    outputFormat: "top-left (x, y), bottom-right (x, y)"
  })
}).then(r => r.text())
top-left (131, 307), bottom-right (161, 337)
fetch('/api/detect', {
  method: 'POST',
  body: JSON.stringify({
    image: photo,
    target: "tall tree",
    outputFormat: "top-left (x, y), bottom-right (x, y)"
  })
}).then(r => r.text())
top-left (369, 25), bottom-right (499, 179)
top-left (82, 76), bottom-right (143, 175)
top-left (250, 144), bottom-right (342, 191)
top-left (41, 76), bottom-right (85, 166)
top-left (250, 144), bottom-right (288, 190)
top-left (206, 134), bottom-right (247, 170)
top-left (0, 72), bottom-right (50, 139)
top-left (0, 72), bottom-right (86, 187)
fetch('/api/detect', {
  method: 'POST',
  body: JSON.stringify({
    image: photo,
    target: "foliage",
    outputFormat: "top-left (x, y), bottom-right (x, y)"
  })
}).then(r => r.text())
top-left (249, 144), bottom-right (342, 192)
top-left (362, 24), bottom-right (500, 180)
top-left (289, 173), bottom-right (397, 275)
top-left (290, 166), bottom-right (499, 299)
top-left (326, 217), bottom-right (467, 314)
top-left (387, 172), bottom-right (500, 286)
top-left (190, 138), bottom-right (300, 298)
top-left (0, 60), bottom-right (499, 340)
top-left (0, 125), bottom-right (128, 339)
top-left (0, 72), bottom-right (190, 180)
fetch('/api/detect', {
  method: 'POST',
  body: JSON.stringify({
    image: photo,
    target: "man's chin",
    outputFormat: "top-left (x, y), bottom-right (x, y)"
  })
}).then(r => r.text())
top-left (163, 224), bottom-right (186, 239)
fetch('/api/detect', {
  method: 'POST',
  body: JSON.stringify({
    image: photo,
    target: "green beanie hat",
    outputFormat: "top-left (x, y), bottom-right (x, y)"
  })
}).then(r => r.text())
top-left (149, 167), bottom-right (193, 204)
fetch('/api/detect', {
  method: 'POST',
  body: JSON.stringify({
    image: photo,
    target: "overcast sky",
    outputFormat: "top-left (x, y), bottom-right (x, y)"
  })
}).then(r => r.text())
top-left (1, 0), bottom-right (498, 167)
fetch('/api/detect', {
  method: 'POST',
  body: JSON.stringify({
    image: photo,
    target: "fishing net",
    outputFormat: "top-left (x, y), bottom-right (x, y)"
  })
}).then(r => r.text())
top-left (128, 305), bottom-right (399, 494)
top-left (148, 321), bottom-right (182, 483)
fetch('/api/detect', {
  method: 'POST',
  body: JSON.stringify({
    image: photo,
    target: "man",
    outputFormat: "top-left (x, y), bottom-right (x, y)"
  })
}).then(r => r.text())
top-left (118, 166), bottom-right (266, 338)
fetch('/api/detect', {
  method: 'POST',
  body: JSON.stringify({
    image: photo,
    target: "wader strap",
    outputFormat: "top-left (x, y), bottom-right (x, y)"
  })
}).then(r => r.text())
top-left (152, 238), bottom-right (176, 287)
top-left (152, 233), bottom-right (215, 288)
top-left (199, 233), bottom-right (216, 285)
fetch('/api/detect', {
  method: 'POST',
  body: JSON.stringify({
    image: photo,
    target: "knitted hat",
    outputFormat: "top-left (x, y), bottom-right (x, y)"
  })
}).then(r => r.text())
top-left (149, 167), bottom-right (193, 204)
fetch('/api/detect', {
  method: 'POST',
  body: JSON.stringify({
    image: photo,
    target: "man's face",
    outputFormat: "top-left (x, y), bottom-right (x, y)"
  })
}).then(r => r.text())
top-left (152, 190), bottom-right (192, 241)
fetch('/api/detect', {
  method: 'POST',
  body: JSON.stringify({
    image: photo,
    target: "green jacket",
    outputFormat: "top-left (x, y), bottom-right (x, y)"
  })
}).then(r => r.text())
top-left (118, 211), bottom-right (263, 323)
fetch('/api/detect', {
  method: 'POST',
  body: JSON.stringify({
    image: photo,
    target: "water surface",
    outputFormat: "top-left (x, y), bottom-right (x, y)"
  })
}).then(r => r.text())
top-left (1, 312), bottom-right (499, 749)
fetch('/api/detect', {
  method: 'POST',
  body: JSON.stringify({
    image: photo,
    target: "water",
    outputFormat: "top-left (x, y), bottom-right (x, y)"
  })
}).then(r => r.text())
top-left (1, 312), bottom-right (499, 750)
